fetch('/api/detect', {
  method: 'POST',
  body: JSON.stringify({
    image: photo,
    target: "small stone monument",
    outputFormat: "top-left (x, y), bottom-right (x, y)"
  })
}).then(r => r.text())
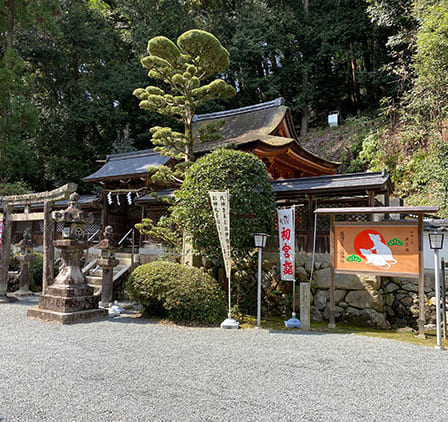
top-left (96, 225), bottom-right (119, 308)
top-left (27, 193), bottom-right (107, 323)
top-left (14, 227), bottom-right (35, 296)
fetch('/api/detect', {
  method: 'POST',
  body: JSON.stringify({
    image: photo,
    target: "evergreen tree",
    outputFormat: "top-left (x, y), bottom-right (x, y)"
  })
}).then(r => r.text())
top-left (133, 29), bottom-right (236, 183)
top-left (18, 0), bottom-right (150, 191)
top-left (0, 0), bottom-right (59, 183)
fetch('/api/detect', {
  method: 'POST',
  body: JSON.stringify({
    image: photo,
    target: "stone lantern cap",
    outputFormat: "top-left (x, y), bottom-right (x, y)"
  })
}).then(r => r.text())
top-left (96, 225), bottom-right (117, 250)
top-left (15, 227), bottom-right (35, 249)
top-left (52, 192), bottom-right (94, 225)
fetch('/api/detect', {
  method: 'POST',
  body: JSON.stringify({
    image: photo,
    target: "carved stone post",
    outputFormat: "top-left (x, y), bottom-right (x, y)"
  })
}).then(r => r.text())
top-left (42, 200), bottom-right (55, 294)
top-left (0, 205), bottom-right (14, 301)
top-left (96, 226), bottom-right (119, 308)
top-left (14, 227), bottom-right (35, 296)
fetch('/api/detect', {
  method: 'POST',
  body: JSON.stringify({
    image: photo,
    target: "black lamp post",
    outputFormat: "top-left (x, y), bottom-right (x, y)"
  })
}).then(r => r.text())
top-left (429, 230), bottom-right (445, 350)
top-left (254, 233), bottom-right (268, 329)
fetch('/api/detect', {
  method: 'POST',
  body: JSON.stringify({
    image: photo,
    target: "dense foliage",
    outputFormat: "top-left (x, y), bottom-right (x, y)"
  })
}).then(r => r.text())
top-left (359, 0), bottom-right (448, 216)
top-left (1, 0), bottom-right (409, 193)
top-left (1, 0), bottom-right (447, 215)
top-left (174, 148), bottom-right (275, 263)
top-left (126, 261), bottom-right (227, 324)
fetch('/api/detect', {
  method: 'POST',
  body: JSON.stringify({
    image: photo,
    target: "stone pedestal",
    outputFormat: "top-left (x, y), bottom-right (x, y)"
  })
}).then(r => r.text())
top-left (96, 226), bottom-right (119, 308)
top-left (13, 253), bottom-right (34, 296)
top-left (27, 193), bottom-right (107, 324)
top-left (97, 261), bottom-right (119, 308)
top-left (28, 240), bottom-right (107, 323)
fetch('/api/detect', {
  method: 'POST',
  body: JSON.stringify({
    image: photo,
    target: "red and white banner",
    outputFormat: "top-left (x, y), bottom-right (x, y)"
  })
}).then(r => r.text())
top-left (278, 207), bottom-right (295, 281)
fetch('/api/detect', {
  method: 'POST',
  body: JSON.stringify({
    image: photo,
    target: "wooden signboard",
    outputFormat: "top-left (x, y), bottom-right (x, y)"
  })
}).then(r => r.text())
top-left (334, 222), bottom-right (419, 278)
top-left (315, 205), bottom-right (438, 336)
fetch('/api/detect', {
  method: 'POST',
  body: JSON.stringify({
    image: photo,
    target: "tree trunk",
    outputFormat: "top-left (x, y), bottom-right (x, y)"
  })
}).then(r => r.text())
top-left (6, 0), bottom-right (15, 51)
top-left (300, 0), bottom-right (310, 137)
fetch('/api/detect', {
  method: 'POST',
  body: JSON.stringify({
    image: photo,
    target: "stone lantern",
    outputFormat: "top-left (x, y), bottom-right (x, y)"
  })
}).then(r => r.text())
top-left (14, 227), bottom-right (35, 296)
top-left (27, 193), bottom-right (107, 324)
top-left (96, 225), bottom-right (119, 308)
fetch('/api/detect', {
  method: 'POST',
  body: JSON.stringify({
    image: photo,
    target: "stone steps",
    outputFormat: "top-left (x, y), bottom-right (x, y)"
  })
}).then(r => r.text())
top-left (83, 253), bottom-right (139, 294)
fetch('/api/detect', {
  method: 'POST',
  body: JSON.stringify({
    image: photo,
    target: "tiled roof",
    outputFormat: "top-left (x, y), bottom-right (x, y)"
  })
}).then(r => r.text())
top-left (272, 171), bottom-right (393, 197)
top-left (83, 149), bottom-right (169, 182)
top-left (193, 98), bottom-right (290, 153)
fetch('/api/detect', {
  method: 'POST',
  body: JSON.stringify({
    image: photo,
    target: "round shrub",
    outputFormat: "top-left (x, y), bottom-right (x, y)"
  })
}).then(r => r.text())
top-left (174, 148), bottom-right (275, 263)
top-left (126, 261), bottom-right (227, 324)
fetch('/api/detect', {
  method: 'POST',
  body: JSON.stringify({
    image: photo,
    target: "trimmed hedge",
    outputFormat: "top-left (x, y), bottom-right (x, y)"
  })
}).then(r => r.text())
top-left (126, 261), bottom-right (227, 324)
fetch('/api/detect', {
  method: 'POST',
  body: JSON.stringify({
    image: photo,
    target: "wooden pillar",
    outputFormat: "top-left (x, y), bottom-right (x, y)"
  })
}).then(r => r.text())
top-left (368, 191), bottom-right (375, 221)
top-left (0, 205), bottom-right (13, 296)
top-left (329, 214), bottom-right (336, 328)
top-left (42, 200), bottom-right (54, 294)
top-left (418, 213), bottom-right (426, 338)
top-left (139, 205), bottom-right (145, 247)
top-left (306, 195), bottom-right (314, 252)
top-left (101, 190), bottom-right (108, 230)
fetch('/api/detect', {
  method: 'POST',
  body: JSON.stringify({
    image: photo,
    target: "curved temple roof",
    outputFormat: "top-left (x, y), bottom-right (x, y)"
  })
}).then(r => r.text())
top-left (83, 149), bottom-right (169, 183)
top-left (193, 98), bottom-right (339, 177)
top-left (84, 99), bottom-right (339, 184)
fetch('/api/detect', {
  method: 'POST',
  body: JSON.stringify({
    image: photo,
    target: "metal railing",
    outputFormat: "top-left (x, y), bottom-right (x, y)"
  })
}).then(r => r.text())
top-left (88, 229), bottom-right (101, 242)
top-left (118, 228), bottom-right (134, 246)
top-left (118, 228), bottom-right (136, 270)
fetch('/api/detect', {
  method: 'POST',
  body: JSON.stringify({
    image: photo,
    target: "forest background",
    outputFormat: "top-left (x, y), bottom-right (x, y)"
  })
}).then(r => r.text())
top-left (1, 0), bottom-right (448, 215)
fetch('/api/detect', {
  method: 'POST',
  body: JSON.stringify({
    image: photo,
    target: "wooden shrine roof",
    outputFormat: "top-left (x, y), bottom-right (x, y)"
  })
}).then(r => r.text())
top-left (272, 171), bottom-right (394, 199)
top-left (193, 98), bottom-right (339, 176)
top-left (83, 149), bottom-right (169, 183)
top-left (83, 99), bottom-right (340, 184)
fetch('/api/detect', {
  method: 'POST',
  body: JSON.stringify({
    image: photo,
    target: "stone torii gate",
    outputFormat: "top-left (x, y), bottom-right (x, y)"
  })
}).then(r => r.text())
top-left (0, 183), bottom-right (77, 301)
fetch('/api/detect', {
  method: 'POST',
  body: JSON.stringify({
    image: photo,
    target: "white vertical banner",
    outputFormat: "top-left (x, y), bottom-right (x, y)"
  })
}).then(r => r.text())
top-left (209, 191), bottom-right (231, 279)
top-left (278, 207), bottom-right (295, 281)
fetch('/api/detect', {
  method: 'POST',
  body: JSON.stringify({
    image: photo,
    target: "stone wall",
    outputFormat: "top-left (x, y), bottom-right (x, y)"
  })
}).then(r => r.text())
top-left (263, 251), bottom-right (442, 330)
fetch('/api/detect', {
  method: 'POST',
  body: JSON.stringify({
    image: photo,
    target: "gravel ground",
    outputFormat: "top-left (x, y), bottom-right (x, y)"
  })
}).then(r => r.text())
top-left (1, 296), bottom-right (448, 422)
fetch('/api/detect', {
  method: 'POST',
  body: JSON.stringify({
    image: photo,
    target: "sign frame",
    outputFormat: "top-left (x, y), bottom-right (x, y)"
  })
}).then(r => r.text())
top-left (314, 205), bottom-right (439, 337)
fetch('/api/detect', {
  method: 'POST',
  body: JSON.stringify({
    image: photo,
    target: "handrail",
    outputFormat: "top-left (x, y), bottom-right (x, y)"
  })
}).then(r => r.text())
top-left (81, 259), bottom-right (97, 274)
top-left (118, 228), bottom-right (134, 246)
top-left (88, 229), bottom-right (100, 242)
top-left (118, 228), bottom-right (136, 271)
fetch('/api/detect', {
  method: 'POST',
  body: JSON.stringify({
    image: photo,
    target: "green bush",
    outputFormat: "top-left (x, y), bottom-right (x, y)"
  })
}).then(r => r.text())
top-left (9, 251), bottom-right (58, 292)
top-left (126, 261), bottom-right (227, 324)
top-left (29, 252), bottom-right (44, 292)
top-left (174, 148), bottom-right (275, 263)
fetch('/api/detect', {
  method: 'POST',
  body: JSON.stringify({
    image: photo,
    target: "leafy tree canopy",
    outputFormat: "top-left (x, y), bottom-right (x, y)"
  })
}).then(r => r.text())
top-left (173, 148), bottom-right (275, 263)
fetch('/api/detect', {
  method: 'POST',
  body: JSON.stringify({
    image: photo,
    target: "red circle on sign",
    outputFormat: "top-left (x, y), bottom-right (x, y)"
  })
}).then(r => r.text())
top-left (354, 229), bottom-right (386, 259)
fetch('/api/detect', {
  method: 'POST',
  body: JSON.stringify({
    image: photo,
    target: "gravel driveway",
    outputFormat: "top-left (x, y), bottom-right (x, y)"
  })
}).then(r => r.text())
top-left (1, 296), bottom-right (448, 422)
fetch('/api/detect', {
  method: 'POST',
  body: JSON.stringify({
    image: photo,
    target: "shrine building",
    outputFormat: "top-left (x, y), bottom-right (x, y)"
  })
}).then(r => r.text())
top-left (82, 98), bottom-right (393, 252)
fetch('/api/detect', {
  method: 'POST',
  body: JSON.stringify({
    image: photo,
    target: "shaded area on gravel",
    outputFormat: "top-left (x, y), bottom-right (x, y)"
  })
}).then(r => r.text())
top-left (1, 296), bottom-right (448, 421)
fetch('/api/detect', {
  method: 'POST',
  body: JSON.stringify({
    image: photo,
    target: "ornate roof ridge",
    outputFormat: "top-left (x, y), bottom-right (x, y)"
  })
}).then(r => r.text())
top-left (271, 170), bottom-right (389, 185)
top-left (106, 148), bottom-right (157, 162)
top-left (193, 97), bottom-right (285, 122)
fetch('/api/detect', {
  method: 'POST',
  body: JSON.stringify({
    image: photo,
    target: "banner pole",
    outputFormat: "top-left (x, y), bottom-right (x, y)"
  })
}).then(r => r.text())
top-left (281, 205), bottom-right (300, 328)
top-left (228, 276), bottom-right (232, 320)
top-left (209, 190), bottom-right (238, 329)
